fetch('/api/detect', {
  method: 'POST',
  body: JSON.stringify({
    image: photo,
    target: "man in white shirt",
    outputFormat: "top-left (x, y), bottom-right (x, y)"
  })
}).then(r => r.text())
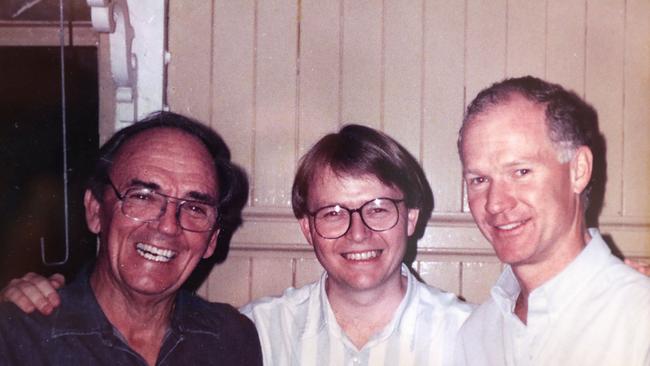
top-left (455, 76), bottom-right (650, 365)
top-left (241, 124), bottom-right (472, 365)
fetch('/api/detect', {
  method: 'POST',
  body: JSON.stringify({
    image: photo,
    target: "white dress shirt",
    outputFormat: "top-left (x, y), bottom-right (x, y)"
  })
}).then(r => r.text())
top-left (241, 264), bottom-right (473, 366)
top-left (455, 228), bottom-right (650, 366)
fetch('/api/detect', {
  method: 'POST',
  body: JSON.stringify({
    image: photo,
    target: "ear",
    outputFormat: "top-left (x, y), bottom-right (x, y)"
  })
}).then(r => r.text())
top-left (84, 189), bottom-right (103, 234)
top-left (570, 146), bottom-right (593, 195)
top-left (298, 216), bottom-right (315, 246)
top-left (406, 208), bottom-right (420, 237)
top-left (202, 228), bottom-right (220, 259)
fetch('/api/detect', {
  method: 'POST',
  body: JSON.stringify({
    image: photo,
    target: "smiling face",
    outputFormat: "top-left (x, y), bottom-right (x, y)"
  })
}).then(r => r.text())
top-left (86, 128), bottom-right (219, 300)
top-left (299, 167), bottom-right (419, 295)
top-left (460, 95), bottom-right (592, 275)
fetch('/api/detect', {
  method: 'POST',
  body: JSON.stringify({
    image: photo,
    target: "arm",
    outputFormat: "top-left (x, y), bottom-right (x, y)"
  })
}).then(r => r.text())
top-left (625, 259), bottom-right (650, 276)
top-left (0, 272), bottom-right (65, 315)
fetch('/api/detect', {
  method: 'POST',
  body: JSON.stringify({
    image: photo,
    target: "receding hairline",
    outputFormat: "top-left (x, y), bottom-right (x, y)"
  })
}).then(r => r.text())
top-left (459, 92), bottom-right (580, 166)
top-left (108, 127), bottom-right (220, 192)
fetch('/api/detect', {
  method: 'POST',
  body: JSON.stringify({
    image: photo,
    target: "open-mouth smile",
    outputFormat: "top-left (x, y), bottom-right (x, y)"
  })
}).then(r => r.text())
top-left (136, 243), bottom-right (177, 263)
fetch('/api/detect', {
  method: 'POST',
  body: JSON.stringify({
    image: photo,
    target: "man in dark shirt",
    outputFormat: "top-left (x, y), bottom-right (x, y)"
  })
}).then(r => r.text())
top-left (0, 112), bottom-right (262, 365)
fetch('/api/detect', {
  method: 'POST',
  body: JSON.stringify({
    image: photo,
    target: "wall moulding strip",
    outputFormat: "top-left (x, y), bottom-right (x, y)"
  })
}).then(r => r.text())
top-left (241, 206), bottom-right (650, 228)
top-left (0, 22), bottom-right (97, 46)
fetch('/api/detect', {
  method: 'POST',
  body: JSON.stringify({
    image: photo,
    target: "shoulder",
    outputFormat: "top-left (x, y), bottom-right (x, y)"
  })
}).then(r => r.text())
top-left (403, 279), bottom-right (475, 339)
top-left (0, 302), bottom-right (33, 327)
top-left (240, 281), bottom-right (319, 323)
top-left (0, 301), bottom-right (56, 354)
top-left (454, 296), bottom-right (502, 348)
top-left (176, 292), bottom-right (263, 365)
top-left (178, 291), bottom-right (259, 339)
top-left (459, 296), bottom-right (498, 327)
top-left (591, 259), bottom-right (650, 310)
top-left (412, 279), bottom-right (475, 316)
top-left (591, 255), bottom-right (650, 299)
top-left (0, 301), bottom-right (53, 328)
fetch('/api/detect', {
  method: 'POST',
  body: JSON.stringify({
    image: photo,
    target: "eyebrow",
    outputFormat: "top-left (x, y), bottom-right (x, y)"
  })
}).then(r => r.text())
top-left (127, 179), bottom-right (217, 203)
top-left (463, 159), bottom-right (537, 175)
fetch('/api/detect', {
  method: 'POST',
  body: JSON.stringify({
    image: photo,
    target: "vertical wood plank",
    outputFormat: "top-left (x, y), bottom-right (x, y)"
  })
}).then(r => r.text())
top-left (98, 34), bottom-right (116, 142)
top-left (383, 0), bottom-right (422, 156)
top-left (212, 0), bottom-right (256, 178)
top-left (417, 260), bottom-right (461, 295)
top-left (422, 1), bottom-right (465, 213)
top-left (507, 0), bottom-right (546, 77)
top-left (464, 0), bottom-right (507, 213)
top-left (622, 0), bottom-right (650, 217)
top-left (461, 261), bottom-right (502, 304)
top-left (298, 0), bottom-right (342, 156)
top-left (167, 1), bottom-right (213, 120)
top-left (251, 257), bottom-right (294, 299)
top-left (254, 0), bottom-right (299, 207)
top-left (340, 0), bottom-right (383, 127)
top-left (585, 0), bottom-right (625, 217)
top-left (546, 0), bottom-right (586, 94)
top-left (465, 0), bottom-right (507, 105)
top-left (204, 256), bottom-right (252, 307)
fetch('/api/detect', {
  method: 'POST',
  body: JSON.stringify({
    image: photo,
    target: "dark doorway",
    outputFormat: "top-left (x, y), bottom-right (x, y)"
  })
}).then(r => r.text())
top-left (0, 46), bottom-right (99, 285)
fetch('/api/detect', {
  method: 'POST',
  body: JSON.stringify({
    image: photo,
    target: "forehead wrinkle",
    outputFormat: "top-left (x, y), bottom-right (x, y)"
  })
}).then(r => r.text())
top-left (111, 128), bottom-right (219, 194)
top-left (126, 179), bottom-right (160, 190)
top-left (127, 178), bottom-right (216, 203)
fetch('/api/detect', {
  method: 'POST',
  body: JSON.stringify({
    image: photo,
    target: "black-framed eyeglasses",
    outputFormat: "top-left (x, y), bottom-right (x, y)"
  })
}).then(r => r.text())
top-left (106, 178), bottom-right (218, 232)
top-left (308, 197), bottom-right (404, 239)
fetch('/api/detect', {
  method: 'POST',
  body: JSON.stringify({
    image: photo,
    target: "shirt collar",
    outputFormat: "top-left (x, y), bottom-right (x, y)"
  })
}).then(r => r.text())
top-left (491, 266), bottom-right (520, 314)
top-left (52, 266), bottom-right (218, 339)
top-left (51, 266), bottom-right (115, 339)
top-left (491, 228), bottom-right (612, 317)
top-left (532, 228), bottom-right (612, 312)
top-left (168, 289), bottom-right (221, 336)
top-left (310, 264), bottom-right (416, 347)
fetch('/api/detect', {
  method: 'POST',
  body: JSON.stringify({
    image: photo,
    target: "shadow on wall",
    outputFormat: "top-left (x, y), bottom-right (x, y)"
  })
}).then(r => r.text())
top-left (184, 163), bottom-right (250, 292)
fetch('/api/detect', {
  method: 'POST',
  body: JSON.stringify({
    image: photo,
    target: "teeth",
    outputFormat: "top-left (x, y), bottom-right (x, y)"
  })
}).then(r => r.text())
top-left (497, 222), bottom-right (522, 230)
top-left (344, 250), bottom-right (380, 261)
top-left (136, 243), bottom-right (177, 263)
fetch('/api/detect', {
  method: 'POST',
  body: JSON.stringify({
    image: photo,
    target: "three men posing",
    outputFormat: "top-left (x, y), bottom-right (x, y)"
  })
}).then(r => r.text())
top-left (2, 76), bottom-right (649, 365)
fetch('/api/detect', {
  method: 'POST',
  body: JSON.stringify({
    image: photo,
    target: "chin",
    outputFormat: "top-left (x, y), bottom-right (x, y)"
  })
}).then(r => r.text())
top-left (493, 247), bottom-right (532, 266)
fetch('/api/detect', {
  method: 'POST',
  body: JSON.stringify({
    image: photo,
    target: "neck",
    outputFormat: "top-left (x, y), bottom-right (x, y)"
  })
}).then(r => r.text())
top-left (90, 266), bottom-right (175, 366)
top-left (326, 273), bottom-right (407, 349)
top-left (513, 227), bottom-right (592, 324)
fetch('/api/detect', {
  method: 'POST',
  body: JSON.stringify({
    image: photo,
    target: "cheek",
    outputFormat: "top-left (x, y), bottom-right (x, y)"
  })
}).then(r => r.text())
top-left (467, 193), bottom-right (486, 214)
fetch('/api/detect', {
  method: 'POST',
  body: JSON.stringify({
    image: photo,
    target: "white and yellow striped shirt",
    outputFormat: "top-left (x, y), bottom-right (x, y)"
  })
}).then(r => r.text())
top-left (241, 264), bottom-right (473, 366)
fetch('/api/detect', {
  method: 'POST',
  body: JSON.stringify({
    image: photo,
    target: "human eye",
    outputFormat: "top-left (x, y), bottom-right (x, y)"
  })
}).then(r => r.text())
top-left (182, 202), bottom-right (210, 217)
top-left (467, 176), bottom-right (488, 186)
top-left (316, 206), bottom-right (345, 221)
top-left (125, 189), bottom-right (155, 202)
top-left (364, 204), bottom-right (389, 216)
top-left (514, 168), bottom-right (531, 177)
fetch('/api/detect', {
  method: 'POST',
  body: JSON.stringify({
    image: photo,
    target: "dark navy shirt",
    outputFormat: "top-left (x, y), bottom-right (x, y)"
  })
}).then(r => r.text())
top-left (0, 270), bottom-right (262, 365)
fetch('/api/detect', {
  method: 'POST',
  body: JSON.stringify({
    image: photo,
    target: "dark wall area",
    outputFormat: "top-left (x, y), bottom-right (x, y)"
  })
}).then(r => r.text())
top-left (0, 46), bottom-right (98, 285)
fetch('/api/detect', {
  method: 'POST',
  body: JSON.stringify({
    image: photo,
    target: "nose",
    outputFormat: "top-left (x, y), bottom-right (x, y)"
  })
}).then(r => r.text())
top-left (485, 180), bottom-right (515, 215)
top-left (153, 201), bottom-right (182, 236)
top-left (345, 211), bottom-right (371, 242)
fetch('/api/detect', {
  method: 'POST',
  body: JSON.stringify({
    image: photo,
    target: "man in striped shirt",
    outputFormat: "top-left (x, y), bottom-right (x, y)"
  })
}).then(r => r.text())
top-left (240, 124), bottom-right (473, 365)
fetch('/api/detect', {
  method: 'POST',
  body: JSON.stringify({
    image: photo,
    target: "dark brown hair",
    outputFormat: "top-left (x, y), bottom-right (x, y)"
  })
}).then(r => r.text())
top-left (88, 111), bottom-right (248, 234)
top-left (291, 124), bottom-right (433, 234)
